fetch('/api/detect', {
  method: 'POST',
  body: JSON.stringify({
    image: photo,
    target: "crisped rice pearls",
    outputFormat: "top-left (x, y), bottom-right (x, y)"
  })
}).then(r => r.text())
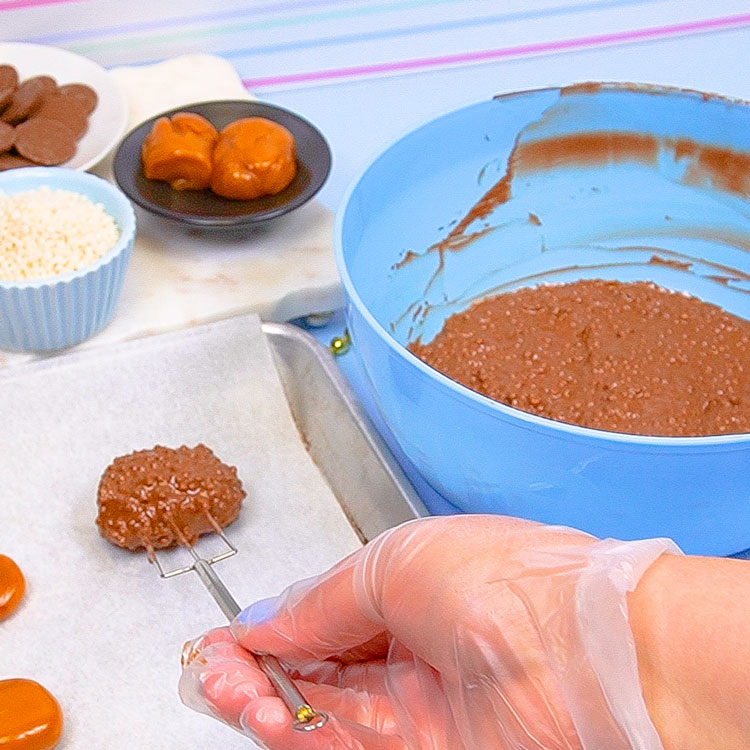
top-left (0, 186), bottom-right (119, 281)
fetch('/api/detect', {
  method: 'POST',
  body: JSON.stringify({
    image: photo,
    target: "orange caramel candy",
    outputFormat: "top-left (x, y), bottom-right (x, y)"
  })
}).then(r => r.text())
top-left (141, 112), bottom-right (218, 191)
top-left (0, 679), bottom-right (63, 750)
top-left (0, 554), bottom-right (25, 620)
top-left (210, 117), bottom-right (296, 200)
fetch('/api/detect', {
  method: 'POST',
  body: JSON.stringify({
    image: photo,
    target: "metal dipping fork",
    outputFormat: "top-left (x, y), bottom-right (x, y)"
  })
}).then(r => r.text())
top-left (145, 514), bottom-right (328, 733)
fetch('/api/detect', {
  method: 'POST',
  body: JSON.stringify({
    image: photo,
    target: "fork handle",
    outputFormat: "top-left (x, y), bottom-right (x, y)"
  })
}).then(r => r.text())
top-left (193, 558), bottom-right (241, 619)
top-left (192, 558), bottom-right (328, 732)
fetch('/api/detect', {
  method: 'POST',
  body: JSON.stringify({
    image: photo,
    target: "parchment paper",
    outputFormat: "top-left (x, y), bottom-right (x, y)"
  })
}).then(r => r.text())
top-left (0, 314), bottom-right (361, 748)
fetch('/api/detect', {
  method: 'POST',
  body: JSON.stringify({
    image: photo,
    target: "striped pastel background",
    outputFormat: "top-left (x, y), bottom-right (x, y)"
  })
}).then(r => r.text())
top-left (1, 0), bottom-right (750, 92)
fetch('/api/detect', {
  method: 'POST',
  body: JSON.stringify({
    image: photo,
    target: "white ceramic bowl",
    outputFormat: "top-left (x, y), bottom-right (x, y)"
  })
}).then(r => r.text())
top-left (0, 42), bottom-right (128, 171)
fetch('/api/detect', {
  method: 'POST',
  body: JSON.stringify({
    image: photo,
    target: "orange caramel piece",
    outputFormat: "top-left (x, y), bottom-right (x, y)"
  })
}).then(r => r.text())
top-left (0, 554), bottom-right (25, 620)
top-left (0, 679), bottom-right (63, 750)
top-left (141, 112), bottom-right (218, 191)
top-left (210, 117), bottom-right (296, 200)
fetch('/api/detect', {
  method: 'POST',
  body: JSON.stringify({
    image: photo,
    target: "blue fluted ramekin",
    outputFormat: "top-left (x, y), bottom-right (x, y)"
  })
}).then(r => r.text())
top-left (0, 168), bottom-right (136, 352)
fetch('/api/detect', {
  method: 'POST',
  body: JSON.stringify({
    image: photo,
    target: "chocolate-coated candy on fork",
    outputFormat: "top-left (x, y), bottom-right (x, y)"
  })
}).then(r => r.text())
top-left (95, 444), bottom-right (245, 553)
top-left (96, 443), bottom-right (328, 733)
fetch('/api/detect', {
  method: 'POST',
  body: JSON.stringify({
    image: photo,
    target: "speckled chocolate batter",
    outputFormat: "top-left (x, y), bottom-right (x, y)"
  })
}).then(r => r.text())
top-left (96, 444), bottom-right (245, 552)
top-left (409, 280), bottom-right (750, 436)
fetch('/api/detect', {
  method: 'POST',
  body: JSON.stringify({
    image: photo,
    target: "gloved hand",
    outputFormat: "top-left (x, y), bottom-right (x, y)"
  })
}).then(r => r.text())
top-left (179, 515), bottom-right (679, 749)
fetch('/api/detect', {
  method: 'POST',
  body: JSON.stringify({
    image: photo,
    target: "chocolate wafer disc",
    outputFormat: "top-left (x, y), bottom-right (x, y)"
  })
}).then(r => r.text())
top-left (0, 122), bottom-right (14, 154)
top-left (26, 75), bottom-right (57, 95)
top-left (0, 65), bottom-right (18, 112)
top-left (0, 152), bottom-right (34, 171)
top-left (2, 78), bottom-right (48, 124)
top-left (14, 117), bottom-right (76, 166)
top-left (35, 92), bottom-right (89, 139)
top-left (19, 75), bottom-right (57, 118)
top-left (58, 82), bottom-right (98, 115)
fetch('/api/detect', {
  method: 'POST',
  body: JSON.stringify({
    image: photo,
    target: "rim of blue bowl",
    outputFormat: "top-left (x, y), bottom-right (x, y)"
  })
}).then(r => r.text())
top-left (0, 167), bottom-right (136, 290)
top-left (334, 82), bottom-right (750, 448)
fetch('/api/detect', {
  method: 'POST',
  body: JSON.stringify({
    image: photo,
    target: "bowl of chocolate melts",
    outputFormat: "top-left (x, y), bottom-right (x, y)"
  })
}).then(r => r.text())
top-left (0, 43), bottom-right (129, 172)
top-left (335, 82), bottom-right (750, 555)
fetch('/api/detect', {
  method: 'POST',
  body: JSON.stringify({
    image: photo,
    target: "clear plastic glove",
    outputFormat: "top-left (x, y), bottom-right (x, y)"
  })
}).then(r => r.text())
top-left (179, 515), bottom-right (679, 749)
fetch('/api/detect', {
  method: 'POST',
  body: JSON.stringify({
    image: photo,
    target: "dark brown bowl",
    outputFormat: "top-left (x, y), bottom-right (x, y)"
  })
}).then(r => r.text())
top-left (112, 100), bottom-right (331, 227)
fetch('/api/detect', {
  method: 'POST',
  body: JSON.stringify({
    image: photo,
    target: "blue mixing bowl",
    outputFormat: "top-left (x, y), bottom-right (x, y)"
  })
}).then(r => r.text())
top-left (335, 83), bottom-right (750, 556)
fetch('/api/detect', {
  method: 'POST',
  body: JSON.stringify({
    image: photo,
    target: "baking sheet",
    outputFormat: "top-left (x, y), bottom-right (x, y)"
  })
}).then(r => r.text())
top-left (264, 322), bottom-right (427, 542)
top-left (0, 314), bottom-right (361, 748)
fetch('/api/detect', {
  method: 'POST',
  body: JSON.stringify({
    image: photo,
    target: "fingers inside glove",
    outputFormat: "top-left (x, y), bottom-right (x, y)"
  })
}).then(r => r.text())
top-left (239, 695), bottom-right (406, 750)
top-left (180, 627), bottom-right (402, 743)
top-left (231, 556), bottom-right (386, 666)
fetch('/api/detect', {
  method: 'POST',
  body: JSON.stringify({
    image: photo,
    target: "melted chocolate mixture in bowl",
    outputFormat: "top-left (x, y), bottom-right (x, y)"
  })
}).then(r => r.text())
top-left (96, 444), bottom-right (245, 551)
top-left (410, 280), bottom-right (750, 437)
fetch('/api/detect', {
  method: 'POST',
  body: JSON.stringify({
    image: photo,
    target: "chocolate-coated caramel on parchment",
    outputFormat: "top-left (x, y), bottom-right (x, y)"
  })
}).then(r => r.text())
top-left (410, 279), bottom-right (750, 437)
top-left (96, 444), bottom-right (245, 552)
